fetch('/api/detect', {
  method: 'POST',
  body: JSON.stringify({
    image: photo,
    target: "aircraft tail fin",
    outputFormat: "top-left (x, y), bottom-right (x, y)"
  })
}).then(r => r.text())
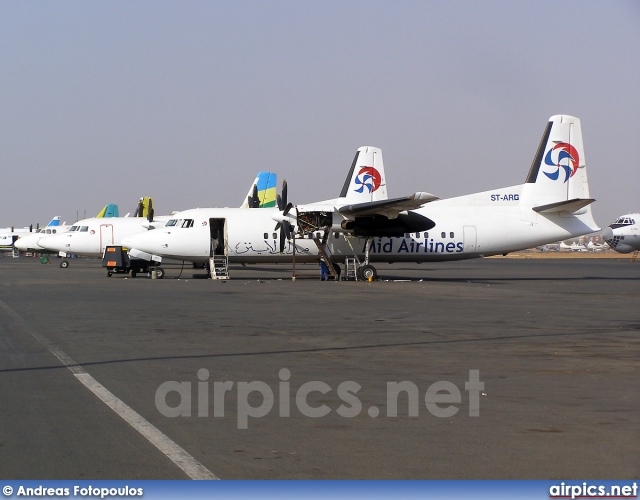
top-left (241, 171), bottom-right (278, 208)
top-left (133, 197), bottom-right (153, 218)
top-left (339, 146), bottom-right (388, 203)
top-left (45, 216), bottom-right (62, 227)
top-left (96, 204), bottom-right (120, 218)
top-left (521, 115), bottom-right (592, 210)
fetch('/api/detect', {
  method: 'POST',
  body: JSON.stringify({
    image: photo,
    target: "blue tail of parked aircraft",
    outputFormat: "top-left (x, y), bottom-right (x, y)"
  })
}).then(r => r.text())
top-left (242, 172), bottom-right (278, 208)
top-left (96, 204), bottom-right (120, 218)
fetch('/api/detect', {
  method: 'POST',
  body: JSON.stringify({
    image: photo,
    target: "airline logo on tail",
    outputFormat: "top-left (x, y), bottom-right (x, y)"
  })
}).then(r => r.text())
top-left (543, 143), bottom-right (579, 183)
top-left (354, 167), bottom-right (382, 193)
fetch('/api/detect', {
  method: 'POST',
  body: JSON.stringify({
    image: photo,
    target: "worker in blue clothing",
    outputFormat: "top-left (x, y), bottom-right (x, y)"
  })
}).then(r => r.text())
top-left (319, 259), bottom-right (329, 281)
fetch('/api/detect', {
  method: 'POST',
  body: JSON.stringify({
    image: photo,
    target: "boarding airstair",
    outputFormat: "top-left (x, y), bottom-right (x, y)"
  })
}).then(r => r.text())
top-left (209, 256), bottom-right (229, 280)
top-left (631, 250), bottom-right (639, 263)
top-left (310, 229), bottom-right (339, 279)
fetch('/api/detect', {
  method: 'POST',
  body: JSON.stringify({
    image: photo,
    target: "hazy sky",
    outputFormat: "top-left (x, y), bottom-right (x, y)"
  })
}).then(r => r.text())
top-left (2, 1), bottom-right (639, 229)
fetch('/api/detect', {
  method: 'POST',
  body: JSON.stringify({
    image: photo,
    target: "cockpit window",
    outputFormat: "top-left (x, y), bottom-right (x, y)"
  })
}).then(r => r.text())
top-left (181, 219), bottom-right (194, 228)
top-left (69, 226), bottom-right (78, 232)
top-left (166, 219), bottom-right (178, 227)
top-left (79, 226), bottom-right (89, 232)
top-left (611, 217), bottom-right (636, 229)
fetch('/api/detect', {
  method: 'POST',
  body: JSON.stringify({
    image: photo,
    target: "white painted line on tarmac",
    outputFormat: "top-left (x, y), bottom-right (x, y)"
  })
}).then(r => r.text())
top-left (0, 299), bottom-right (219, 480)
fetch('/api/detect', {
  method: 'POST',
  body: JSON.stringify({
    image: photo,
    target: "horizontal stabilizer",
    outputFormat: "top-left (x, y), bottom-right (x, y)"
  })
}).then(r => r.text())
top-left (533, 198), bottom-right (595, 214)
top-left (339, 192), bottom-right (438, 218)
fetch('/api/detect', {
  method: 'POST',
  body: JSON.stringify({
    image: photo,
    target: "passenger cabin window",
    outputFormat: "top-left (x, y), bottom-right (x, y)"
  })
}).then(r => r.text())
top-left (415, 232), bottom-right (421, 238)
top-left (450, 232), bottom-right (454, 238)
top-left (52, 229), bottom-right (57, 234)
top-left (181, 219), bottom-right (194, 228)
top-left (441, 232), bottom-right (446, 238)
top-left (79, 226), bottom-right (89, 232)
top-left (264, 233), bottom-right (268, 239)
top-left (273, 232), bottom-right (277, 239)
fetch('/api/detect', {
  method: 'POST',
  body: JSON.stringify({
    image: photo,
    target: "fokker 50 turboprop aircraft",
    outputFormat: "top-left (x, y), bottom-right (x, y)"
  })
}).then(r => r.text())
top-left (601, 214), bottom-right (640, 254)
top-left (38, 172), bottom-right (278, 268)
top-left (37, 197), bottom-right (164, 268)
top-left (122, 115), bottom-right (599, 280)
top-left (14, 204), bottom-right (120, 254)
top-left (0, 216), bottom-right (63, 250)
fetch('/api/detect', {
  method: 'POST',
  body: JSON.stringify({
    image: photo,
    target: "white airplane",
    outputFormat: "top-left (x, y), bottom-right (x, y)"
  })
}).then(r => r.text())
top-left (559, 240), bottom-right (587, 252)
top-left (37, 197), bottom-right (168, 268)
top-left (601, 214), bottom-right (640, 253)
top-left (123, 115), bottom-right (600, 280)
top-left (586, 239), bottom-right (607, 252)
top-left (14, 204), bottom-right (121, 254)
top-left (536, 243), bottom-right (560, 252)
top-left (0, 216), bottom-right (63, 250)
top-left (38, 173), bottom-right (279, 268)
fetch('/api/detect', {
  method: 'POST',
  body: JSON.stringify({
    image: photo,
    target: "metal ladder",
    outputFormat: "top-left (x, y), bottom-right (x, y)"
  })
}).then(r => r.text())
top-left (310, 231), bottom-right (339, 279)
top-left (631, 250), bottom-right (639, 263)
top-left (345, 257), bottom-right (357, 280)
top-left (209, 256), bottom-right (229, 279)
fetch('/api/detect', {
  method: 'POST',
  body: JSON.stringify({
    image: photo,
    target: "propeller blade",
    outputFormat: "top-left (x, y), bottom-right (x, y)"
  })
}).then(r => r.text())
top-left (252, 184), bottom-right (259, 208)
top-left (282, 202), bottom-right (293, 217)
top-left (279, 226), bottom-right (286, 253)
top-left (276, 194), bottom-right (283, 211)
top-left (281, 179), bottom-right (288, 207)
top-left (147, 199), bottom-right (154, 222)
top-left (282, 220), bottom-right (292, 241)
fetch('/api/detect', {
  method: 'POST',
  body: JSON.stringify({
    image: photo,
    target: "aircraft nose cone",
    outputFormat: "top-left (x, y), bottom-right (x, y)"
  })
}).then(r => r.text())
top-left (601, 227), bottom-right (613, 241)
top-left (37, 236), bottom-right (50, 248)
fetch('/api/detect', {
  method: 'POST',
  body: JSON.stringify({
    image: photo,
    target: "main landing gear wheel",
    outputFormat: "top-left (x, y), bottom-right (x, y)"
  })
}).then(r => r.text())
top-left (155, 267), bottom-right (165, 279)
top-left (333, 263), bottom-right (341, 281)
top-left (60, 260), bottom-right (69, 269)
top-left (107, 271), bottom-right (113, 277)
top-left (358, 264), bottom-right (377, 281)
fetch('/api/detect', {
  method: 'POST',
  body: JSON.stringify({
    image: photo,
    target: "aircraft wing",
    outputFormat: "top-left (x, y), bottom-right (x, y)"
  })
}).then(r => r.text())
top-left (338, 192), bottom-right (438, 219)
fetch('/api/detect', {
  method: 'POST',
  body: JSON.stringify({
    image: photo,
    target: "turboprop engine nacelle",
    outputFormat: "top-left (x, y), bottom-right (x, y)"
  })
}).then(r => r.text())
top-left (340, 212), bottom-right (436, 238)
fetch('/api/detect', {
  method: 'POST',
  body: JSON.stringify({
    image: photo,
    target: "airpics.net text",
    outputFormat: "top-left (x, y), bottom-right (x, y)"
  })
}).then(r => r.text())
top-left (155, 369), bottom-right (485, 429)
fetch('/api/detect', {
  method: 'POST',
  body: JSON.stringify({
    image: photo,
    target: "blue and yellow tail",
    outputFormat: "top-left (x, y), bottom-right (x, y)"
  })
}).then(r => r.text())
top-left (95, 204), bottom-right (120, 218)
top-left (241, 172), bottom-right (278, 208)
